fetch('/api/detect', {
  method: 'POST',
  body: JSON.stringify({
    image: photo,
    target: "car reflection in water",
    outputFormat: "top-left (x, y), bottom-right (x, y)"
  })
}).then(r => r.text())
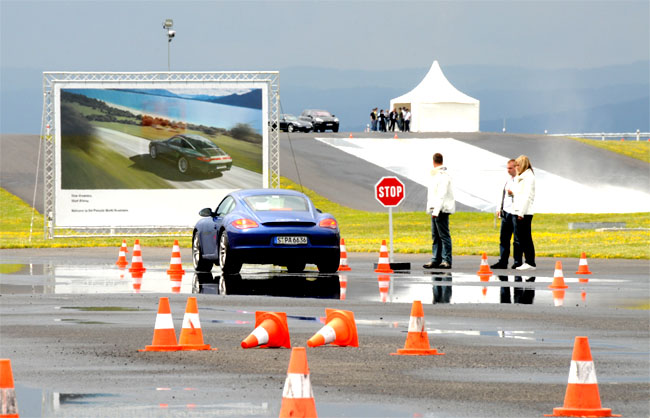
top-left (433, 273), bottom-right (453, 304)
top-left (498, 276), bottom-right (536, 304)
top-left (192, 272), bottom-right (340, 299)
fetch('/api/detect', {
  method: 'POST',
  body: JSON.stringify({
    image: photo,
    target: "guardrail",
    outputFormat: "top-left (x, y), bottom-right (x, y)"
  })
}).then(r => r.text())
top-left (548, 130), bottom-right (649, 141)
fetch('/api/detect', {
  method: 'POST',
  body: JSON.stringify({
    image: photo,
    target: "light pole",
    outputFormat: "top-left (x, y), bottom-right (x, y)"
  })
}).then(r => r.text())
top-left (162, 19), bottom-right (175, 71)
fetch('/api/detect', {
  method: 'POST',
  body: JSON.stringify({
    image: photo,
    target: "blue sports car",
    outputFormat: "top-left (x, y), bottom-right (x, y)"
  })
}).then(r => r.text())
top-left (192, 189), bottom-right (341, 274)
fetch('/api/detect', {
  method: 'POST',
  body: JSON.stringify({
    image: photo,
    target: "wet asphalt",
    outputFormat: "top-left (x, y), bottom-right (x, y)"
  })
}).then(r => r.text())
top-left (0, 248), bottom-right (648, 417)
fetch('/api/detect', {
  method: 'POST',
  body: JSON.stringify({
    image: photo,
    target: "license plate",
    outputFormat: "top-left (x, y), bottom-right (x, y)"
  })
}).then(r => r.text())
top-left (275, 236), bottom-right (308, 245)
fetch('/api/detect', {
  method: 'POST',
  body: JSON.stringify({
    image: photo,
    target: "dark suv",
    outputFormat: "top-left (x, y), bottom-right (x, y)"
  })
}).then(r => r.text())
top-left (299, 109), bottom-right (339, 132)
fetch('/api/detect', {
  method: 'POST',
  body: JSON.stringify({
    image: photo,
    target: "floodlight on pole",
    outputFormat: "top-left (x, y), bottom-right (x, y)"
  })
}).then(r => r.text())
top-left (162, 19), bottom-right (175, 71)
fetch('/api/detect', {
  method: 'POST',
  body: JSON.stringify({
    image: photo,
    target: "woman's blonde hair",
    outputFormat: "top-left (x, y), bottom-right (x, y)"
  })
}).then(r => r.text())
top-left (515, 155), bottom-right (533, 174)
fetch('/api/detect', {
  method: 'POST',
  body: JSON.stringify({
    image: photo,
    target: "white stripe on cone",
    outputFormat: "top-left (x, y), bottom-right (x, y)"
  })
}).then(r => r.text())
top-left (170, 256), bottom-right (182, 264)
top-left (554, 268), bottom-right (563, 278)
top-left (251, 325), bottom-right (270, 346)
top-left (314, 324), bottom-right (336, 344)
top-left (154, 313), bottom-right (174, 329)
top-left (282, 373), bottom-right (314, 399)
top-left (578, 258), bottom-right (588, 266)
top-left (567, 360), bottom-right (598, 384)
top-left (407, 316), bottom-right (425, 333)
top-left (377, 256), bottom-right (390, 264)
top-left (182, 313), bottom-right (201, 329)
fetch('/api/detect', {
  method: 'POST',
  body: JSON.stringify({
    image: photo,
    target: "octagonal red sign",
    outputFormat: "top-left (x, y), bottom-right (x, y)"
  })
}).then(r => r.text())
top-left (375, 176), bottom-right (406, 207)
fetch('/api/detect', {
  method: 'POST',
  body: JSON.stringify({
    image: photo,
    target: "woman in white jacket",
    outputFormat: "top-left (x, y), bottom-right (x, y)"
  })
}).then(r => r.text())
top-left (511, 155), bottom-right (536, 270)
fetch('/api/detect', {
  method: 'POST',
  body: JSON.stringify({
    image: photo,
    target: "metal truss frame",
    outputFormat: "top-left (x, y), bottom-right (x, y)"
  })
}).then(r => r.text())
top-left (41, 71), bottom-right (280, 238)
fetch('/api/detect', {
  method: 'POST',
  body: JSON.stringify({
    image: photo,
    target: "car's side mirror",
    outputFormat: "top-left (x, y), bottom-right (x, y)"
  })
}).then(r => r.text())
top-left (316, 208), bottom-right (322, 213)
top-left (199, 208), bottom-right (214, 217)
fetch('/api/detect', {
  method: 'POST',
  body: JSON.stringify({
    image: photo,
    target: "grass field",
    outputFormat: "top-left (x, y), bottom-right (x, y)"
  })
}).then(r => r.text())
top-left (570, 137), bottom-right (650, 163)
top-left (2, 181), bottom-right (649, 259)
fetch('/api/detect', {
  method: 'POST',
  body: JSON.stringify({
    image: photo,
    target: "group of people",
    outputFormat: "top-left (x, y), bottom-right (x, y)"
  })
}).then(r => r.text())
top-left (369, 107), bottom-right (411, 132)
top-left (423, 153), bottom-right (537, 271)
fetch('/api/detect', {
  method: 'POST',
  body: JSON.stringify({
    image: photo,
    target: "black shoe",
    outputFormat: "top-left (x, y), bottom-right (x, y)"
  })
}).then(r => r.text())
top-left (511, 262), bottom-right (523, 269)
top-left (490, 262), bottom-right (508, 269)
top-left (438, 261), bottom-right (452, 269)
top-left (423, 261), bottom-right (441, 269)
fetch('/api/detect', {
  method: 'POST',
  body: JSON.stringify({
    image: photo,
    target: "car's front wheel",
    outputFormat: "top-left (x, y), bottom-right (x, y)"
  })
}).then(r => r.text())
top-left (287, 124), bottom-right (295, 133)
top-left (333, 126), bottom-right (339, 133)
top-left (219, 232), bottom-right (242, 274)
top-left (178, 157), bottom-right (189, 174)
top-left (316, 251), bottom-right (340, 273)
top-left (150, 145), bottom-right (158, 159)
top-left (192, 232), bottom-right (213, 272)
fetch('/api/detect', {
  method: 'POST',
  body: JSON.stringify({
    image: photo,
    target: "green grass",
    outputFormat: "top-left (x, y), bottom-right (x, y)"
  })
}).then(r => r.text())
top-left (2, 182), bottom-right (649, 258)
top-left (570, 137), bottom-right (650, 163)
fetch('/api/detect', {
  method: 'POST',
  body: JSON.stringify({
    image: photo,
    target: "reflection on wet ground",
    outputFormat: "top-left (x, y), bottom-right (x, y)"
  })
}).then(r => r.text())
top-left (0, 262), bottom-right (640, 308)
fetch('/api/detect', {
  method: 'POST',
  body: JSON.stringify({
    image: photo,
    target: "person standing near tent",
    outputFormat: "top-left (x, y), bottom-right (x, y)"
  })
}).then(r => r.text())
top-left (379, 109), bottom-right (387, 132)
top-left (388, 108), bottom-right (396, 131)
top-left (423, 153), bottom-right (455, 269)
top-left (491, 159), bottom-right (521, 269)
top-left (404, 108), bottom-right (411, 132)
top-left (511, 155), bottom-right (536, 270)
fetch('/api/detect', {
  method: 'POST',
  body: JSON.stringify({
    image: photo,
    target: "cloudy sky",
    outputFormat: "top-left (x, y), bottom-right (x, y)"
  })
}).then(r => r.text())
top-left (1, 0), bottom-right (648, 72)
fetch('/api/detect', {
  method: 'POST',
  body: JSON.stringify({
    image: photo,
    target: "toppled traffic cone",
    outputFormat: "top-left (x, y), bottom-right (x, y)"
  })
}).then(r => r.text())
top-left (179, 297), bottom-right (215, 351)
top-left (241, 311), bottom-right (291, 349)
top-left (549, 261), bottom-right (569, 289)
top-left (575, 252), bottom-right (592, 275)
top-left (546, 337), bottom-right (620, 417)
top-left (0, 359), bottom-right (19, 418)
top-left (139, 297), bottom-right (182, 352)
top-left (378, 275), bottom-right (390, 303)
top-left (337, 238), bottom-right (351, 271)
top-left (115, 239), bottom-right (129, 268)
top-left (279, 347), bottom-right (317, 418)
top-left (128, 239), bottom-right (146, 274)
top-left (307, 309), bottom-right (358, 348)
top-left (374, 240), bottom-right (393, 273)
top-left (339, 275), bottom-right (348, 300)
top-left (166, 240), bottom-right (185, 276)
top-left (476, 252), bottom-right (493, 275)
top-left (391, 300), bottom-right (444, 356)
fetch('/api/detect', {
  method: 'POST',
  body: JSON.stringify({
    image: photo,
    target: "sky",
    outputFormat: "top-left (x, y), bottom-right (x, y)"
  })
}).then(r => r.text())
top-left (1, 0), bottom-right (648, 73)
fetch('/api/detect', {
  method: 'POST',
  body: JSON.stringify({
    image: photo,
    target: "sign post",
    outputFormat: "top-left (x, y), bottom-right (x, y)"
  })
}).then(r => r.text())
top-left (374, 176), bottom-right (406, 262)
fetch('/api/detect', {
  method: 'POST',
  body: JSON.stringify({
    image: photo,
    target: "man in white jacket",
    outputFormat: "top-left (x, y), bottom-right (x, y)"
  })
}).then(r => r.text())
top-left (423, 153), bottom-right (456, 269)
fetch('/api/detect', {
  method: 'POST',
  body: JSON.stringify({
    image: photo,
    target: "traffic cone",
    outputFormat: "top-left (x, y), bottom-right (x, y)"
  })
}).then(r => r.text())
top-left (139, 297), bottom-right (182, 352)
top-left (179, 297), bottom-right (215, 350)
top-left (553, 289), bottom-right (566, 307)
top-left (241, 311), bottom-right (290, 349)
top-left (549, 261), bottom-right (569, 289)
top-left (546, 337), bottom-right (620, 417)
top-left (279, 347), bottom-right (317, 418)
top-left (337, 238), bottom-right (351, 271)
top-left (115, 239), bottom-right (129, 268)
top-left (0, 359), bottom-right (19, 418)
top-left (307, 309), bottom-right (358, 348)
top-left (476, 252), bottom-right (493, 275)
top-left (575, 252), bottom-right (592, 275)
top-left (374, 240), bottom-right (393, 273)
top-left (128, 239), bottom-right (146, 274)
top-left (339, 275), bottom-right (347, 300)
top-left (391, 300), bottom-right (444, 356)
top-left (166, 240), bottom-right (185, 276)
top-left (349, 133), bottom-right (353, 139)
top-left (394, 133), bottom-right (398, 139)
top-left (378, 275), bottom-right (390, 303)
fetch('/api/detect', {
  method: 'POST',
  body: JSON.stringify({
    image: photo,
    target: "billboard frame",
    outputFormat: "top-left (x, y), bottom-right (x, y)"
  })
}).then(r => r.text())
top-left (41, 71), bottom-right (280, 239)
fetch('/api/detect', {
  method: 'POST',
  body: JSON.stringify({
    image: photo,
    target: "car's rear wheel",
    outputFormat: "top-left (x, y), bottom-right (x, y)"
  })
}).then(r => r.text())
top-left (286, 262), bottom-right (306, 273)
top-left (192, 232), bottom-right (213, 272)
top-left (288, 124), bottom-right (295, 133)
top-left (150, 145), bottom-right (158, 159)
top-left (219, 232), bottom-right (242, 274)
top-left (178, 157), bottom-right (189, 174)
top-left (316, 252), bottom-right (339, 273)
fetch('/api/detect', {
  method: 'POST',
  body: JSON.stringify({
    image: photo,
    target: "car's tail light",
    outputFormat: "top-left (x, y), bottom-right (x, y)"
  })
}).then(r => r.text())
top-left (319, 218), bottom-right (338, 229)
top-left (196, 157), bottom-right (211, 162)
top-left (231, 218), bottom-right (259, 229)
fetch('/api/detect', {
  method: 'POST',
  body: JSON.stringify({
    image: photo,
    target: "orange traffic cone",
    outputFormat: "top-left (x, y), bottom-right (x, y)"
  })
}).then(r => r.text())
top-left (307, 309), bottom-right (358, 347)
top-left (378, 275), bottom-right (390, 303)
top-left (575, 252), bottom-right (592, 275)
top-left (349, 133), bottom-right (353, 139)
top-left (394, 133), bottom-right (398, 139)
top-left (374, 240), bottom-right (393, 273)
top-left (139, 297), bottom-right (182, 352)
top-left (552, 289), bottom-right (566, 307)
top-left (339, 275), bottom-right (348, 300)
top-left (128, 239), bottom-right (146, 274)
top-left (115, 239), bottom-right (129, 267)
top-left (178, 297), bottom-right (214, 350)
top-left (279, 347), bottom-right (317, 418)
top-left (549, 261), bottom-right (569, 289)
top-left (546, 337), bottom-right (620, 417)
top-left (241, 311), bottom-right (290, 349)
top-left (337, 238), bottom-right (351, 271)
top-left (0, 359), bottom-right (19, 418)
top-left (476, 252), bottom-right (493, 275)
top-left (391, 300), bottom-right (444, 356)
top-left (166, 240), bottom-right (185, 276)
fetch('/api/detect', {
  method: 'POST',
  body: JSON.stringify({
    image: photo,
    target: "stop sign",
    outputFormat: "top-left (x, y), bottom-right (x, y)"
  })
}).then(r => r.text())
top-left (375, 176), bottom-right (406, 207)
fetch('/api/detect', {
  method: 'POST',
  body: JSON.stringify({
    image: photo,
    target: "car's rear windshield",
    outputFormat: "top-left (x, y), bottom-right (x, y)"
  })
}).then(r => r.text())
top-left (244, 195), bottom-right (309, 212)
top-left (183, 135), bottom-right (217, 149)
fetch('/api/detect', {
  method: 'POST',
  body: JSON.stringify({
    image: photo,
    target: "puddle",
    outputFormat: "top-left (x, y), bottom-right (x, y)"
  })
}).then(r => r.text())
top-left (59, 306), bottom-right (143, 312)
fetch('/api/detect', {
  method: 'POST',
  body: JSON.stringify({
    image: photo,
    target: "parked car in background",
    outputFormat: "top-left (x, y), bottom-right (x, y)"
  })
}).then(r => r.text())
top-left (279, 114), bottom-right (312, 132)
top-left (299, 109), bottom-right (339, 132)
top-left (192, 189), bottom-right (341, 274)
top-left (149, 134), bottom-right (232, 174)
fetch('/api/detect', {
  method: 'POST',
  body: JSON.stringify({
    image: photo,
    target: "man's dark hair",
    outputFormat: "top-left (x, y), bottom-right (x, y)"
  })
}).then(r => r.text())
top-left (433, 153), bottom-right (443, 164)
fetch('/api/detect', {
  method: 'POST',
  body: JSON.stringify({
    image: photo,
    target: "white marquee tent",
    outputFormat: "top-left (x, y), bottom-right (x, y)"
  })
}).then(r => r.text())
top-left (390, 60), bottom-right (480, 132)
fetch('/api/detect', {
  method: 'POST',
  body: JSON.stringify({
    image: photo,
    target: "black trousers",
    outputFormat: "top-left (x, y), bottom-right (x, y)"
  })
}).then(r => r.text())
top-left (514, 214), bottom-right (535, 266)
top-left (498, 211), bottom-right (520, 264)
